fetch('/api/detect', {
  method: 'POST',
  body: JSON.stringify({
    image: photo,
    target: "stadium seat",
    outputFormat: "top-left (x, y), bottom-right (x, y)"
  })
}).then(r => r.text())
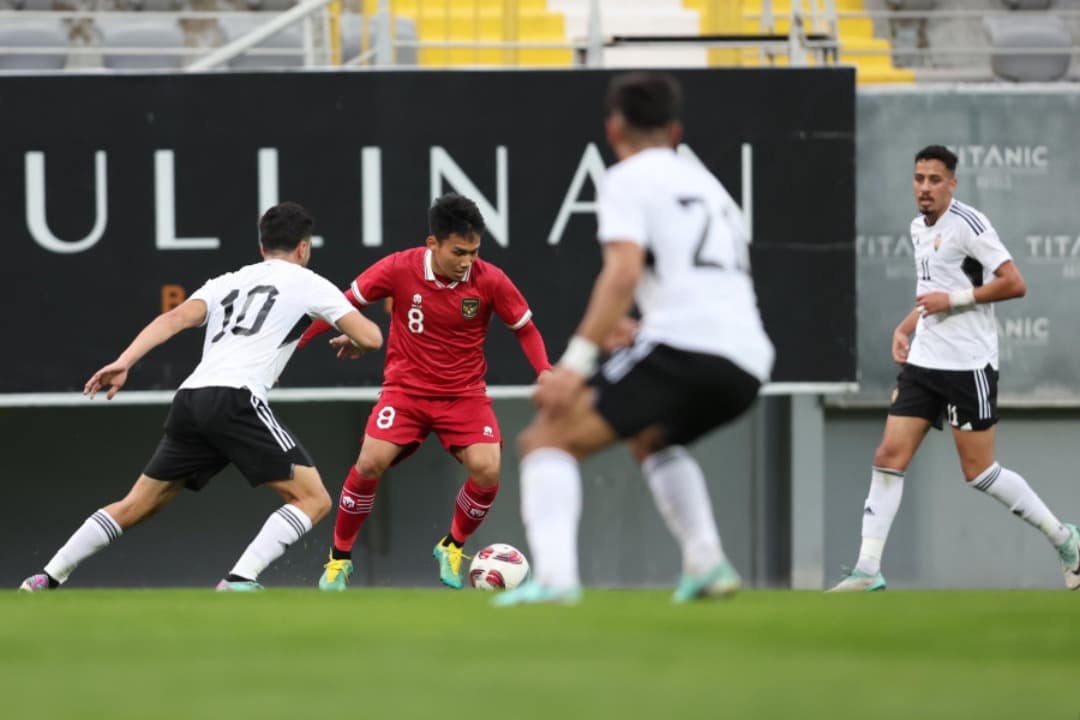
top-left (984, 14), bottom-right (1071, 81)
top-left (127, 0), bottom-right (187, 10)
top-left (1001, 0), bottom-right (1052, 9)
top-left (14, 0), bottom-right (63, 9)
top-left (219, 15), bottom-right (304, 69)
top-left (339, 12), bottom-right (419, 65)
top-left (244, 0), bottom-right (295, 11)
top-left (0, 21), bottom-right (68, 70)
top-left (101, 20), bottom-right (186, 69)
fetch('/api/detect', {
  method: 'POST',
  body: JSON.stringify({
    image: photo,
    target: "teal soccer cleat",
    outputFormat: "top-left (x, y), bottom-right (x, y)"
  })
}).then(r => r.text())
top-left (1055, 522), bottom-right (1080, 590)
top-left (215, 579), bottom-right (264, 592)
top-left (432, 538), bottom-right (468, 589)
top-left (318, 555), bottom-right (354, 592)
top-left (672, 559), bottom-right (742, 603)
top-left (491, 580), bottom-right (582, 607)
top-left (827, 568), bottom-right (886, 593)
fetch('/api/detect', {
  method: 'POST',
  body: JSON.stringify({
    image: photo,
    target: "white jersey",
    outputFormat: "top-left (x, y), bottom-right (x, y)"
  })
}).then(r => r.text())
top-left (179, 259), bottom-right (356, 400)
top-left (597, 147), bottom-right (774, 381)
top-left (907, 199), bottom-right (1012, 371)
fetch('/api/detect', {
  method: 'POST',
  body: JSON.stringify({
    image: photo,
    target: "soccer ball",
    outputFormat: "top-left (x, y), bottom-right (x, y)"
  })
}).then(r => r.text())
top-left (468, 543), bottom-right (530, 590)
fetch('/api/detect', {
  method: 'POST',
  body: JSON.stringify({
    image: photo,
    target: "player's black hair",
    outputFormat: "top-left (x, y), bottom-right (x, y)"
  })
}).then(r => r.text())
top-left (915, 145), bottom-right (958, 173)
top-left (259, 201), bottom-right (314, 252)
top-left (604, 71), bottom-right (683, 130)
top-left (428, 193), bottom-right (485, 241)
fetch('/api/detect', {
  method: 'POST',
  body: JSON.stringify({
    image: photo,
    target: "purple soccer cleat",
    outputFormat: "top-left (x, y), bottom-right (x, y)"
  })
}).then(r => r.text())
top-left (18, 574), bottom-right (52, 592)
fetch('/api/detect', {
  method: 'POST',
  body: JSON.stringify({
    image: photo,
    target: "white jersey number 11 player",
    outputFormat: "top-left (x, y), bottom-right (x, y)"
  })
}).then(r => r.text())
top-left (830, 145), bottom-right (1080, 592)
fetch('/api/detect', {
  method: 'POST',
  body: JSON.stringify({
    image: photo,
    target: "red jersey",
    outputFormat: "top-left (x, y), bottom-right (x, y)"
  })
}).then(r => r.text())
top-left (351, 247), bottom-right (532, 397)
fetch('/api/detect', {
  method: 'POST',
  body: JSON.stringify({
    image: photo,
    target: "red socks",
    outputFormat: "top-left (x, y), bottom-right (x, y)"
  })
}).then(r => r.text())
top-left (332, 466), bottom-right (379, 553)
top-left (450, 478), bottom-right (499, 545)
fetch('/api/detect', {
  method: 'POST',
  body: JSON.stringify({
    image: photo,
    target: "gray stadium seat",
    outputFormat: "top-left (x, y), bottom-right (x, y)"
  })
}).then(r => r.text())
top-left (243, 0), bottom-right (294, 10)
top-left (0, 21), bottom-right (68, 70)
top-left (101, 20), bottom-right (186, 69)
top-left (340, 12), bottom-right (417, 65)
top-left (219, 15), bottom-right (304, 69)
top-left (984, 15), bottom-right (1071, 81)
top-left (1001, 0), bottom-right (1052, 9)
top-left (886, 0), bottom-right (937, 9)
top-left (14, 0), bottom-right (64, 9)
top-left (126, 0), bottom-right (186, 10)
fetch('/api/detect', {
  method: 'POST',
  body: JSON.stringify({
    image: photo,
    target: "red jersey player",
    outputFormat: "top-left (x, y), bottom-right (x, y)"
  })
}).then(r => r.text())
top-left (300, 193), bottom-right (552, 590)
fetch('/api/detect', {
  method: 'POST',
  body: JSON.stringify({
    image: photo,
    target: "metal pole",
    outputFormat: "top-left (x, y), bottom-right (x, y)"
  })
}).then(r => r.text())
top-left (374, 0), bottom-right (393, 66)
top-left (585, 0), bottom-right (603, 68)
top-left (788, 6), bottom-right (808, 66)
top-left (186, 0), bottom-right (334, 72)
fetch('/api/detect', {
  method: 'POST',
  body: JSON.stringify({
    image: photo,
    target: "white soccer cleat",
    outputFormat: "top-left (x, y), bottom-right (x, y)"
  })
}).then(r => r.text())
top-left (1055, 523), bottom-right (1080, 591)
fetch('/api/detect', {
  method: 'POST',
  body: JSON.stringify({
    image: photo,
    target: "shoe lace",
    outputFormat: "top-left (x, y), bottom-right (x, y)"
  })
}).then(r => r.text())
top-left (323, 558), bottom-right (350, 581)
top-left (445, 544), bottom-right (472, 576)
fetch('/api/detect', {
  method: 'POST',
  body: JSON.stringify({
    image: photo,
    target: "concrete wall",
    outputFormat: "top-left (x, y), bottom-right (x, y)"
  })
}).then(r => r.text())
top-left (824, 407), bottom-right (1080, 590)
top-left (5, 398), bottom-right (1074, 590)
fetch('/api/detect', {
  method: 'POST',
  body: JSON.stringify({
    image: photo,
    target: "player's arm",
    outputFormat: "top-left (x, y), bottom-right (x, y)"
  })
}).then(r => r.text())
top-left (84, 299), bottom-right (208, 400)
top-left (917, 225), bottom-right (1022, 314)
top-left (334, 309), bottom-right (383, 352)
top-left (494, 272), bottom-right (553, 379)
top-left (513, 320), bottom-right (552, 378)
top-left (892, 308), bottom-right (920, 365)
top-left (298, 287), bottom-right (366, 349)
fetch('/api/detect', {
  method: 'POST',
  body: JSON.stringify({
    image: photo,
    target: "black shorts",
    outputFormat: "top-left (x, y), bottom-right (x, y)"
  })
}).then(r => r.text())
top-left (144, 387), bottom-right (314, 491)
top-left (889, 363), bottom-right (999, 431)
top-left (590, 342), bottom-right (762, 446)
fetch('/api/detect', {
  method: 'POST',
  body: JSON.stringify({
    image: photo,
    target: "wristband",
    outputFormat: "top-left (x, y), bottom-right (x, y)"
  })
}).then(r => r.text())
top-left (559, 336), bottom-right (600, 377)
top-left (948, 288), bottom-right (976, 309)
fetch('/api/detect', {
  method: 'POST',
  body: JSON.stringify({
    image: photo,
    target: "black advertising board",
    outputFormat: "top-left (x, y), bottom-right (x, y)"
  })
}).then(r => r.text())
top-left (0, 68), bottom-right (855, 393)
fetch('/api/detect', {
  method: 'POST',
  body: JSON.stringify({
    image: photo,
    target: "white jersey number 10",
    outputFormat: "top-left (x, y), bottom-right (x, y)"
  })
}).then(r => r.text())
top-left (211, 285), bottom-right (280, 343)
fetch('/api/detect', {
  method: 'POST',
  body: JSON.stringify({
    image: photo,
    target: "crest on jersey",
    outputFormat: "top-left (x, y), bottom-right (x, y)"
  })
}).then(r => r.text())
top-left (933, 234), bottom-right (943, 251)
top-left (461, 298), bottom-right (480, 319)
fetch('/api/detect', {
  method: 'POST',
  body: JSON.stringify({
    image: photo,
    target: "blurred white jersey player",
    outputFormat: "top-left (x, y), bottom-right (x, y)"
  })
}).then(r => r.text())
top-left (19, 202), bottom-right (383, 593)
top-left (829, 145), bottom-right (1079, 592)
top-left (496, 71), bottom-right (773, 606)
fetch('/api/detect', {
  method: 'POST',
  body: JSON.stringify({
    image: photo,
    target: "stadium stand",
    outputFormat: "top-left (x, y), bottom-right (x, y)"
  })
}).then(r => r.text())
top-left (0, 0), bottom-right (1077, 79)
top-left (0, 19), bottom-right (67, 69)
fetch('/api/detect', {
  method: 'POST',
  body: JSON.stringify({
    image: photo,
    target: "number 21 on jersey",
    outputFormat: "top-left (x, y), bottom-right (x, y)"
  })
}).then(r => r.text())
top-left (677, 196), bottom-right (749, 273)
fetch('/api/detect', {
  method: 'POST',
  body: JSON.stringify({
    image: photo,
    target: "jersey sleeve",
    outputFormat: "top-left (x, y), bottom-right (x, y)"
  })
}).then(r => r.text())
top-left (597, 165), bottom-right (648, 247)
top-left (350, 253), bottom-right (397, 304)
top-left (188, 275), bottom-right (221, 328)
top-left (963, 218), bottom-right (1012, 274)
top-left (306, 273), bottom-right (358, 325)
top-left (489, 266), bottom-right (532, 330)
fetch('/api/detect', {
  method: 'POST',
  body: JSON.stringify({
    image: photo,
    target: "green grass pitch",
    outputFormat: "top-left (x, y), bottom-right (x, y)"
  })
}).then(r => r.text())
top-left (1, 589), bottom-right (1073, 719)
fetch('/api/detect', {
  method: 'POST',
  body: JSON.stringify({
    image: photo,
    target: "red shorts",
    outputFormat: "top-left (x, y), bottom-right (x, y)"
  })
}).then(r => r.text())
top-left (364, 390), bottom-right (501, 461)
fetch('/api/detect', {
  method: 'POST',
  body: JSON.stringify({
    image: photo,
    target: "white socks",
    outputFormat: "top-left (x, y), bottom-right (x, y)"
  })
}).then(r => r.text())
top-left (855, 467), bottom-right (905, 575)
top-left (520, 448), bottom-right (582, 590)
top-left (969, 463), bottom-right (1070, 546)
top-left (43, 509), bottom-right (123, 584)
top-left (229, 504), bottom-right (313, 581)
top-left (642, 446), bottom-right (725, 576)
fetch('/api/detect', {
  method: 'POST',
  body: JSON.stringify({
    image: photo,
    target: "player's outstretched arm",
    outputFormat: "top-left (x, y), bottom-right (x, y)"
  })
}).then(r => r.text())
top-left (335, 310), bottom-right (383, 353)
top-left (513, 321), bottom-right (552, 379)
top-left (84, 299), bottom-right (208, 400)
top-left (299, 287), bottom-right (367, 349)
